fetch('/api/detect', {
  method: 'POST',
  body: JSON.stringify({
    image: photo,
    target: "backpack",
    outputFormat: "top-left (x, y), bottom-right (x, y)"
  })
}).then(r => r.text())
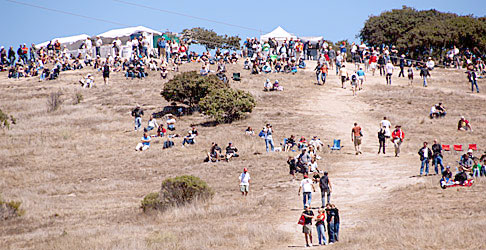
top-left (258, 130), bottom-right (265, 138)
top-left (351, 74), bottom-right (357, 81)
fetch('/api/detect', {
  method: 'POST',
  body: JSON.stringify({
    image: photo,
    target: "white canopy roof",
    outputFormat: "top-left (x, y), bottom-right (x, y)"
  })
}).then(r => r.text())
top-left (37, 34), bottom-right (90, 47)
top-left (97, 26), bottom-right (161, 38)
top-left (260, 26), bottom-right (297, 41)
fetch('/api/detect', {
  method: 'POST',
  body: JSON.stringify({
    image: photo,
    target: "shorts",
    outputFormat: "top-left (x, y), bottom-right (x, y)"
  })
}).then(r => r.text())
top-left (303, 224), bottom-right (312, 234)
top-left (370, 62), bottom-right (377, 69)
top-left (240, 184), bottom-right (249, 192)
top-left (358, 76), bottom-right (364, 81)
top-left (351, 81), bottom-right (357, 87)
top-left (408, 75), bottom-right (413, 80)
top-left (341, 76), bottom-right (346, 83)
top-left (354, 136), bottom-right (362, 145)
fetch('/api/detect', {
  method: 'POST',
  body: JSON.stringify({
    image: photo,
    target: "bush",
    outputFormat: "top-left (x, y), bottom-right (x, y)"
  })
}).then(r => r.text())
top-left (0, 109), bottom-right (15, 130)
top-left (0, 196), bottom-right (24, 220)
top-left (141, 175), bottom-right (213, 213)
top-left (160, 71), bottom-right (228, 107)
top-left (47, 91), bottom-right (63, 112)
top-left (199, 88), bottom-right (256, 123)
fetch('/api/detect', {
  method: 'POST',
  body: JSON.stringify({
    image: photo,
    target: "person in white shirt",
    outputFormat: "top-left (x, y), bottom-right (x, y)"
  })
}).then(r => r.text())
top-left (426, 57), bottom-right (435, 70)
top-left (145, 116), bottom-right (158, 131)
top-left (85, 38), bottom-right (92, 56)
top-left (309, 136), bottom-right (323, 151)
top-left (385, 61), bottom-right (394, 85)
top-left (380, 117), bottom-right (392, 140)
top-left (298, 175), bottom-right (316, 208)
top-left (166, 115), bottom-right (176, 131)
top-left (131, 38), bottom-right (139, 55)
top-left (95, 37), bottom-right (102, 57)
top-left (239, 168), bottom-right (251, 196)
top-left (113, 37), bottom-right (122, 56)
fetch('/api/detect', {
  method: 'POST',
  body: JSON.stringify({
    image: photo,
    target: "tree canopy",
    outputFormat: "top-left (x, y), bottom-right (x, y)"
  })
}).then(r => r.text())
top-left (181, 27), bottom-right (241, 51)
top-left (359, 6), bottom-right (486, 57)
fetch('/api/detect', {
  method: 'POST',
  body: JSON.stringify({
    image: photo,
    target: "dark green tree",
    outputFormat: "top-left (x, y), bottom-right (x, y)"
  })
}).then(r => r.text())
top-left (199, 88), bottom-right (256, 123)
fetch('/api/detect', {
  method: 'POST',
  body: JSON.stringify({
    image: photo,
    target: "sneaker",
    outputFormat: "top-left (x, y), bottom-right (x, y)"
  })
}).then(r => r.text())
top-left (306, 244), bottom-right (310, 248)
top-left (309, 243), bottom-right (313, 247)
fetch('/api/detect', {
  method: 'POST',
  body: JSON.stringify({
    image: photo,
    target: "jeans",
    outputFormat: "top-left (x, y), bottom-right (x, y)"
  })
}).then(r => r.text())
top-left (386, 73), bottom-right (392, 84)
top-left (134, 117), bottom-right (142, 130)
top-left (335, 63), bottom-right (341, 75)
top-left (146, 126), bottom-right (154, 131)
top-left (303, 192), bottom-right (311, 207)
top-left (420, 158), bottom-right (430, 175)
top-left (265, 138), bottom-right (274, 152)
top-left (316, 224), bottom-right (327, 245)
top-left (473, 168), bottom-right (480, 177)
top-left (182, 138), bottom-right (194, 146)
top-left (434, 156), bottom-right (444, 174)
top-left (334, 223), bottom-right (340, 241)
top-left (328, 222), bottom-right (335, 243)
top-left (398, 67), bottom-right (404, 77)
top-left (96, 47), bottom-right (100, 56)
top-left (423, 76), bottom-right (428, 87)
top-left (321, 189), bottom-right (330, 207)
top-left (40, 73), bottom-right (46, 81)
top-left (471, 79), bottom-right (479, 93)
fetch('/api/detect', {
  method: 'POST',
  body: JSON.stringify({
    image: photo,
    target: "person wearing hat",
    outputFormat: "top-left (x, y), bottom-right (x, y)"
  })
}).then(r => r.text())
top-left (263, 79), bottom-right (271, 91)
top-left (263, 124), bottom-right (274, 152)
top-left (238, 168), bottom-right (250, 196)
top-left (418, 142), bottom-right (433, 176)
top-left (225, 142), bottom-right (239, 161)
top-left (459, 149), bottom-right (474, 171)
top-left (391, 125), bottom-right (405, 157)
top-left (309, 136), bottom-right (323, 151)
top-left (301, 205), bottom-right (315, 247)
top-left (398, 54), bottom-right (406, 78)
top-left (426, 57), bottom-right (435, 70)
top-left (299, 174), bottom-right (316, 208)
top-left (457, 116), bottom-right (473, 131)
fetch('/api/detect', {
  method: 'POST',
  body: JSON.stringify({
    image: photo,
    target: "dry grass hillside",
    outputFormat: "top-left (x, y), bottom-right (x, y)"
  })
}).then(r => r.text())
top-left (1, 60), bottom-right (485, 249)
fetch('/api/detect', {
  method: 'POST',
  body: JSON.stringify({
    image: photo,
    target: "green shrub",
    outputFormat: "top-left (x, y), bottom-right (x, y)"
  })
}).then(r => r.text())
top-left (0, 109), bottom-right (15, 130)
top-left (160, 71), bottom-right (228, 107)
top-left (141, 175), bottom-right (213, 213)
top-left (199, 88), bottom-right (256, 123)
top-left (0, 196), bottom-right (24, 220)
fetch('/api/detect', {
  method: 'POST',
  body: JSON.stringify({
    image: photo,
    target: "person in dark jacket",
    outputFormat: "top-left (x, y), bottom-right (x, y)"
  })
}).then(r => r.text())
top-left (398, 54), bottom-right (406, 77)
top-left (377, 126), bottom-right (386, 154)
top-left (418, 141), bottom-right (433, 176)
top-left (319, 172), bottom-right (332, 208)
top-left (431, 139), bottom-right (444, 174)
top-left (419, 65), bottom-right (431, 87)
top-left (131, 106), bottom-right (144, 131)
top-left (225, 142), bottom-right (239, 161)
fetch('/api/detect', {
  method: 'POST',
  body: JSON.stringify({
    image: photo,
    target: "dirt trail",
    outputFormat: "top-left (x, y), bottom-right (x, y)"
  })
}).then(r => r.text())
top-left (277, 66), bottom-right (422, 248)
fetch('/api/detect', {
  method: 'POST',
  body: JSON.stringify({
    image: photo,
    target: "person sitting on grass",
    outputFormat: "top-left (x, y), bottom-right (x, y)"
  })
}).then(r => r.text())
top-left (225, 142), bottom-right (239, 161)
top-left (205, 142), bottom-right (222, 162)
top-left (298, 136), bottom-right (308, 150)
top-left (457, 116), bottom-right (473, 131)
top-left (459, 149), bottom-right (474, 171)
top-left (156, 124), bottom-right (166, 137)
top-left (135, 132), bottom-right (151, 151)
top-left (262, 62), bottom-right (272, 73)
top-left (160, 65), bottom-right (168, 79)
top-left (436, 103), bottom-right (446, 117)
top-left (430, 103), bottom-right (446, 119)
top-left (182, 132), bottom-right (196, 147)
top-left (166, 115), bottom-right (176, 131)
top-left (284, 135), bottom-right (296, 152)
top-left (441, 166), bottom-right (453, 184)
top-left (80, 73), bottom-right (94, 88)
top-left (200, 64), bottom-right (209, 76)
top-left (272, 80), bottom-right (283, 91)
top-left (145, 115), bottom-right (158, 131)
top-left (298, 58), bottom-right (306, 69)
top-left (245, 126), bottom-right (255, 136)
top-left (264, 79), bottom-right (271, 91)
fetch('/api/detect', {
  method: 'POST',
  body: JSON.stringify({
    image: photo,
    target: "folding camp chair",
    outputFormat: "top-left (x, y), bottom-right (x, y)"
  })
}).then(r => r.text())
top-left (453, 144), bottom-right (463, 152)
top-left (468, 144), bottom-right (477, 151)
top-left (232, 72), bottom-right (241, 81)
top-left (442, 144), bottom-right (451, 153)
top-left (328, 139), bottom-right (343, 152)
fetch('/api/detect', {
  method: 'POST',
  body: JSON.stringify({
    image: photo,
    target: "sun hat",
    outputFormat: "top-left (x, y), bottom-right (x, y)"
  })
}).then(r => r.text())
top-left (243, 168), bottom-right (248, 172)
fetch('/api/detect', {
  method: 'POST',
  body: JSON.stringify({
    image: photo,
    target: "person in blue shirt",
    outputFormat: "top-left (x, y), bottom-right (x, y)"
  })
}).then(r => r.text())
top-left (356, 67), bottom-right (366, 90)
top-left (136, 132), bottom-right (151, 151)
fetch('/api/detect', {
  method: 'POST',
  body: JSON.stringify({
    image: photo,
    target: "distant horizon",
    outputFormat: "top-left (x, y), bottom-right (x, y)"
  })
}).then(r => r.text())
top-left (2, 0), bottom-right (485, 49)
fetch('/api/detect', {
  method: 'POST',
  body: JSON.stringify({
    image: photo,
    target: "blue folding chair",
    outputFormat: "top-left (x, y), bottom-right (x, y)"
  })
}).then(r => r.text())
top-left (328, 139), bottom-right (343, 152)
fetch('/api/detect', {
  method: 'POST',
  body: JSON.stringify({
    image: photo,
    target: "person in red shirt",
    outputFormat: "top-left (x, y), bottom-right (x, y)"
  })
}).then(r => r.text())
top-left (351, 122), bottom-right (362, 155)
top-left (391, 125), bottom-right (405, 157)
top-left (369, 54), bottom-right (378, 76)
top-left (457, 116), bottom-right (473, 131)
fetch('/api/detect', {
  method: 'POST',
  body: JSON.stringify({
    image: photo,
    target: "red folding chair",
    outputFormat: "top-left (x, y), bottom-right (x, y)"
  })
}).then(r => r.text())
top-left (442, 144), bottom-right (451, 152)
top-left (453, 145), bottom-right (463, 152)
top-left (469, 144), bottom-right (477, 150)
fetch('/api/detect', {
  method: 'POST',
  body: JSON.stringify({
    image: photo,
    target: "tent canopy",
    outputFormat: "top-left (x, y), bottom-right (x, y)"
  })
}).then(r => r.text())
top-left (97, 26), bottom-right (161, 38)
top-left (36, 34), bottom-right (90, 48)
top-left (260, 26), bottom-right (297, 41)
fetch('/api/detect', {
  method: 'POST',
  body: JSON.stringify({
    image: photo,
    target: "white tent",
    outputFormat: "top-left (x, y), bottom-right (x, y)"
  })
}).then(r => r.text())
top-left (36, 34), bottom-right (90, 48)
top-left (97, 26), bottom-right (161, 38)
top-left (260, 26), bottom-right (297, 41)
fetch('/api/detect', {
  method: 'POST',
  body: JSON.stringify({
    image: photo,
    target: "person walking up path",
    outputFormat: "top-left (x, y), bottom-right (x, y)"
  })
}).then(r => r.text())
top-left (315, 208), bottom-right (327, 246)
top-left (385, 61), bottom-right (394, 85)
top-left (351, 122), bottom-right (363, 155)
top-left (418, 142), bottom-right (433, 176)
top-left (319, 172), bottom-right (332, 208)
top-left (301, 205), bottom-right (314, 247)
top-left (432, 139), bottom-right (444, 174)
top-left (378, 126), bottom-right (386, 154)
top-left (391, 125), bottom-right (405, 157)
top-left (298, 175), bottom-right (315, 208)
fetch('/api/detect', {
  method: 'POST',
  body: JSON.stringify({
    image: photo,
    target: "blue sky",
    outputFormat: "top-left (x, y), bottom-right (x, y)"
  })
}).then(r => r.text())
top-left (2, 0), bottom-right (485, 48)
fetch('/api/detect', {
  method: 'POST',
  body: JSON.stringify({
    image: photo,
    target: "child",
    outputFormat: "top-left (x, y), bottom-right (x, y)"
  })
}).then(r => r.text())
top-left (472, 158), bottom-right (481, 178)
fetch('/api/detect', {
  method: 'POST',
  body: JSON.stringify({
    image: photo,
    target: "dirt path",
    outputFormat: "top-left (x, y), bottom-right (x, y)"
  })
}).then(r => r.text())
top-left (277, 66), bottom-right (422, 248)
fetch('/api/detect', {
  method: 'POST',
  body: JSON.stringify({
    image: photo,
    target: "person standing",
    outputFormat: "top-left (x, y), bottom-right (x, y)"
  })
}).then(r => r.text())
top-left (357, 67), bottom-right (366, 90)
top-left (385, 60), bottom-right (394, 85)
top-left (338, 64), bottom-right (348, 89)
top-left (102, 61), bottom-right (110, 85)
top-left (351, 122), bottom-right (362, 155)
top-left (239, 168), bottom-right (250, 196)
top-left (319, 172), bottom-right (332, 208)
top-left (380, 116), bottom-right (392, 142)
top-left (432, 139), bottom-right (444, 174)
top-left (298, 175), bottom-right (315, 208)
top-left (378, 126), bottom-right (386, 154)
top-left (418, 142), bottom-right (433, 176)
top-left (131, 106), bottom-right (144, 131)
top-left (95, 37), bottom-right (102, 57)
top-left (398, 54), bottom-right (406, 77)
top-left (408, 67), bottom-right (414, 85)
top-left (391, 125), bottom-right (405, 157)
top-left (301, 205), bottom-right (314, 247)
top-left (264, 124), bottom-right (275, 152)
top-left (466, 67), bottom-right (480, 93)
top-left (315, 208), bottom-right (327, 246)
top-left (419, 65), bottom-right (431, 87)
top-left (331, 204), bottom-right (340, 242)
top-left (326, 204), bottom-right (335, 244)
